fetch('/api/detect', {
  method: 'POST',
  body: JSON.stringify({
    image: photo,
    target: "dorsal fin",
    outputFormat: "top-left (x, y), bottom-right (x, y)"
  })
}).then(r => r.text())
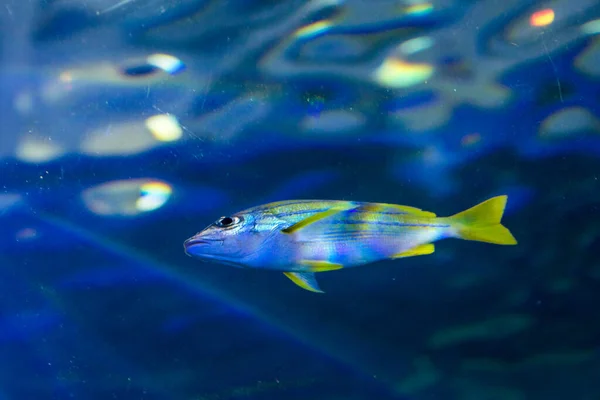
top-left (360, 203), bottom-right (437, 217)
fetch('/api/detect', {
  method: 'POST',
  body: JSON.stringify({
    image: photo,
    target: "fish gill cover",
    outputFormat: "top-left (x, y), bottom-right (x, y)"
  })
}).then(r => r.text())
top-left (0, 0), bottom-right (599, 399)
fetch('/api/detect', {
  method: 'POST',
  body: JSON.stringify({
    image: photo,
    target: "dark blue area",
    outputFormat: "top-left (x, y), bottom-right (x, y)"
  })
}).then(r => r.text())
top-left (32, 7), bottom-right (96, 41)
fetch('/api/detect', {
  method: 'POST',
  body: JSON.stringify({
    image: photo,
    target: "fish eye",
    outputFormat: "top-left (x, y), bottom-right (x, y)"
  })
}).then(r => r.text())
top-left (215, 216), bottom-right (241, 228)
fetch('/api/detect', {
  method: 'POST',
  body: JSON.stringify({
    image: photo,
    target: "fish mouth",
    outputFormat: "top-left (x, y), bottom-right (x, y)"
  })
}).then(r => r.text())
top-left (183, 237), bottom-right (246, 268)
top-left (183, 237), bottom-right (222, 257)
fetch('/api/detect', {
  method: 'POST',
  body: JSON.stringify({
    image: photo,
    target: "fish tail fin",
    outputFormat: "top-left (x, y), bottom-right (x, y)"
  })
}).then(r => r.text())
top-left (446, 195), bottom-right (517, 245)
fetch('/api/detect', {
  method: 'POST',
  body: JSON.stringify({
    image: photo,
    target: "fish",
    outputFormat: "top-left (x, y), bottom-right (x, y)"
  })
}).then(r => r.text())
top-left (183, 195), bottom-right (517, 293)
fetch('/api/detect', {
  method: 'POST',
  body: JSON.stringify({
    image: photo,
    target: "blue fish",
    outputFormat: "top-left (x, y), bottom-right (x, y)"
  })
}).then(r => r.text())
top-left (184, 196), bottom-right (517, 293)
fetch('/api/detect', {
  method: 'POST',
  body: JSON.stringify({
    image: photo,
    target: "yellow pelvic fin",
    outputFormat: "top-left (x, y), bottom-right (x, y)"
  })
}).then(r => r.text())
top-left (300, 260), bottom-right (344, 272)
top-left (283, 272), bottom-right (324, 293)
top-left (445, 195), bottom-right (517, 245)
top-left (281, 203), bottom-right (356, 234)
top-left (391, 243), bottom-right (435, 259)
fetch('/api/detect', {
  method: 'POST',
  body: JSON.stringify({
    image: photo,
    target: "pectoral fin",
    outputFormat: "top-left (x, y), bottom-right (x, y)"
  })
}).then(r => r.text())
top-left (392, 243), bottom-right (435, 259)
top-left (283, 272), bottom-right (324, 293)
top-left (281, 203), bottom-right (356, 234)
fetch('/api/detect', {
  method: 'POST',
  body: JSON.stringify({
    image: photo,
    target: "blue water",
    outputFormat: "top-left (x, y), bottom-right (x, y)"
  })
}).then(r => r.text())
top-left (1, 0), bottom-right (600, 399)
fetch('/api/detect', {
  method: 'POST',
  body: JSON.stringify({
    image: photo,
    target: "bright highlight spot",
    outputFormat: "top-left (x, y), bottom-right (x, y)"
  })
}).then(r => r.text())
top-left (581, 19), bottom-right (600, 35)
top-left (16, 134), bottom-right (65, 163)
top-left (136, 182), bottom-right (173, 212)
top-left (82, 179), bottom-right (173, 217)
top-left (146, 53), bottom-right (186, 75)
top-left (539, 106), bottom-right (599, 139)
top-left (373, 58), bottom-right (434, 88)
top-left (145, 114), bottom-right (183, 142)
top-left (574, 38), bottom-right (600, 77)
top-left (82, 114), bottom-right (185, 156)
top-left (59, 71), bottom-right (73, 83)
top-left (530, 9), bottom-right (555, 27)
top-left (399, 37), bottom-right (434, 55)
top-left (404, 3), bottom-right (434, 16)
top-left (294, 20), bottom-right (332, 39)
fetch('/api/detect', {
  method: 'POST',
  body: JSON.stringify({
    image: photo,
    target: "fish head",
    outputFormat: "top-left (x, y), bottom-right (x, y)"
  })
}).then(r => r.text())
top-left (183, 212), bottom-right (273, 268)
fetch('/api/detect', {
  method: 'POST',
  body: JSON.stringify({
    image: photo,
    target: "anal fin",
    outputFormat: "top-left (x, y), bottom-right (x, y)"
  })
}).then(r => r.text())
top-left (300, 260), bottom-right (344, 272)
top-left (392, 243), bottom-right (435, 259)
top-left (284, 272), bottom-right (324, 293)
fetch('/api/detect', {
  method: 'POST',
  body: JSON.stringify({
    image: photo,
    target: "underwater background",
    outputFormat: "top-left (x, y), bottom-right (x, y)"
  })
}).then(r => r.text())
top-left (1, 0), bottom-right (600, 399)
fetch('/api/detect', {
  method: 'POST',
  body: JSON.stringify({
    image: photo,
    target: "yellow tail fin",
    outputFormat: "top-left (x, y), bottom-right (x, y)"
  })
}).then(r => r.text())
top-left (447, 195), bottom-right (517, 245)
